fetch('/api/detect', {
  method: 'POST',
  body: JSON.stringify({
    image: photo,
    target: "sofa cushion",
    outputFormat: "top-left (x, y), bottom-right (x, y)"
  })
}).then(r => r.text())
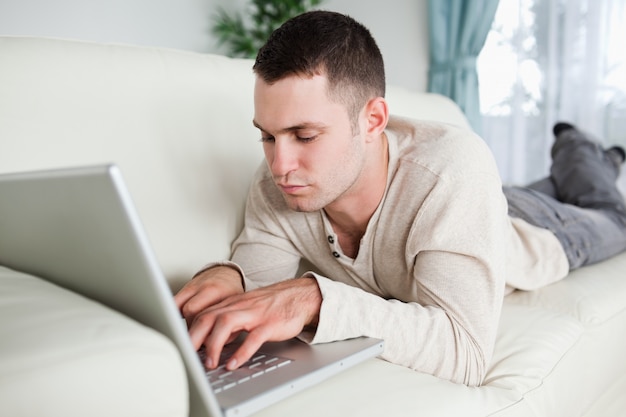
top-left (0, 266), bottom-right (188, 417)
top-left (506, 251), bottom-right (626, 325)
top-left (491, 252), bottom-right (626, 416)
top-left (251, 303), bottom-right (587, 417)
top-left (485, 303), bottom-right (584, 391)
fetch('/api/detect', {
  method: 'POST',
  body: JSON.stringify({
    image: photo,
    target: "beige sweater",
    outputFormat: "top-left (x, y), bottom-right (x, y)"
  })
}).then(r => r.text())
top-left (227, 117), bottom-right (569, 386)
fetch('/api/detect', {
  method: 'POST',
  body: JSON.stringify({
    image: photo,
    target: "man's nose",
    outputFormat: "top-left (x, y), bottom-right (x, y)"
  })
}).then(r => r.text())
top-left (270, 139), bottom-right (299, 177)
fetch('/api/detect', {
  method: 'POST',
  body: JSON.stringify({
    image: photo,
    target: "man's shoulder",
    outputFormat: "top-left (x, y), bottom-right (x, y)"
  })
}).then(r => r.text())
top-left (387, 116), bottom-right (498, 180)
top-left (387, 115), bottom-right (487, 157)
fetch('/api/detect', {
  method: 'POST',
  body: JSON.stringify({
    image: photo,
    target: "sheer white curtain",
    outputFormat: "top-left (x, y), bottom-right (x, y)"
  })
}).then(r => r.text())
top-left (477, 0), bottom-right (626, 187)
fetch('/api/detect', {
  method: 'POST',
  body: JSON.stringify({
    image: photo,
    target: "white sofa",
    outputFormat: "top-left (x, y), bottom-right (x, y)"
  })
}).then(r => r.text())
top-left (1, 36), bottom-right (625, 417)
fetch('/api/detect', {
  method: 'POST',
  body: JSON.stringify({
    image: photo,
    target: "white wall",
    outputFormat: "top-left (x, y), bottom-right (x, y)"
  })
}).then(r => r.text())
top-left (323, 0), bottom-right (429, 92)
top-left (0, 0), bottom-right (216, 52)
top-left (0, 0), bottom-right (429, 91)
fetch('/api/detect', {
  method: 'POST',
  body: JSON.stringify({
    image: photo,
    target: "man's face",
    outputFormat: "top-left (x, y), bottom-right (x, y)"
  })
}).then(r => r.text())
top-left (253, 74), bottom-right (368, 212)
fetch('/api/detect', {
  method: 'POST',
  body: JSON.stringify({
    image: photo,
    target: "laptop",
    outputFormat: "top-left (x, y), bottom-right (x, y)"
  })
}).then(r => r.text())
top-left (0, 164), bottom-right (384, 417)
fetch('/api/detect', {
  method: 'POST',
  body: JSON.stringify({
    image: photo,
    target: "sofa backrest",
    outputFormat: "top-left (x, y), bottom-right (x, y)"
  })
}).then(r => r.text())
top-left (0, 36), bottom-right (471, 289)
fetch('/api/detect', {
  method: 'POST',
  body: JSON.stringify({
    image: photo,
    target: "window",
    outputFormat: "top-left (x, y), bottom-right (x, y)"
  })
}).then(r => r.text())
top-left (477, 0), bottom-right (626, 186)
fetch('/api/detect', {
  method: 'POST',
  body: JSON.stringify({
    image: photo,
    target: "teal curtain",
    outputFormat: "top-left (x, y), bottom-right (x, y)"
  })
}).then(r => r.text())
top-left (427, 0), bottom-right (500, 133)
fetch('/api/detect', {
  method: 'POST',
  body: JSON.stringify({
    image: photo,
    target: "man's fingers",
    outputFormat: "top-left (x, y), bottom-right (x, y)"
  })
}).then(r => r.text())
top-left (180, 293), bottom-right (217, 324)
top-left (173, 284), bottom-right (195, 310)
top-left (175, 267), bottom-right (246, 329)
top-left (226, 328), bottom-right (270, 370)
top-left (180, 277), bottom-right (322, 371)
top-left (188, 309), bottom-right (219, 352)
top-left (201, 308), bottom-right (253, 368)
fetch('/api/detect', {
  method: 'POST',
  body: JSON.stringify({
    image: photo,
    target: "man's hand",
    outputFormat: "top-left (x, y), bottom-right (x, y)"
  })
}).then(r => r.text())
top-left (179, 275), bottom-right (322, 372)
top-left (174, 266), bottom-right (245, 327)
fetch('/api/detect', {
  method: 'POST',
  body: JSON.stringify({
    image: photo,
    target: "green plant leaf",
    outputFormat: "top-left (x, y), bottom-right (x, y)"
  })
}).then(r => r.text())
top-left (211, 0), bottom-right (325, 58)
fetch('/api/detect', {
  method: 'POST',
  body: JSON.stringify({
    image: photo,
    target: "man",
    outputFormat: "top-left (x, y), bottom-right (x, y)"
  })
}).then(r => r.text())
top-left (175, 11), bottom-right (626, 386)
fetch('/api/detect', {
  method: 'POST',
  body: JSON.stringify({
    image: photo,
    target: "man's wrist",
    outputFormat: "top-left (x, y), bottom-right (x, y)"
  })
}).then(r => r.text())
top-left (194, 262), bottom-right (246, 291)
top-left (297, 276), bottom-right (322, 327)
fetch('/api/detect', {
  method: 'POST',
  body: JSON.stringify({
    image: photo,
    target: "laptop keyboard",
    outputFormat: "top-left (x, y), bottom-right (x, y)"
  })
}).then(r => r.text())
top-left (199, 346), bottom-right (293, 394)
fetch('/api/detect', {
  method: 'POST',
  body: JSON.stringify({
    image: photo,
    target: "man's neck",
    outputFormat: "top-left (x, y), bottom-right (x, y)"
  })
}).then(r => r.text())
top-left (324, 132), bottom-right (389, 255)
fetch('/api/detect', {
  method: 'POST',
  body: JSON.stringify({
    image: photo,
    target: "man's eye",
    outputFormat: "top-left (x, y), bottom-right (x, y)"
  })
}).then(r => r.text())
top-left (297, 136), bottom-right (317, 143)
top-left (260, 136), bottom-right (275, 143)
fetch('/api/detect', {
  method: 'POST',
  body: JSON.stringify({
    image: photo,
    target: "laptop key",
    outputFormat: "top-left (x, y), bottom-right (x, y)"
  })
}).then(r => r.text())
top-left (201, 345), bottom-right (294, 388)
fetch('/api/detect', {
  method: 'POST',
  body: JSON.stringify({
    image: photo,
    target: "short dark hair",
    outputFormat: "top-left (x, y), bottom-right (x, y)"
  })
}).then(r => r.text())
top-left (253, 11), bottom-right (386, 129)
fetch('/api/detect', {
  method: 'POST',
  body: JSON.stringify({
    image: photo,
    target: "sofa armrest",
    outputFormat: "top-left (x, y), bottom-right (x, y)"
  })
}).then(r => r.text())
top-left (0, 265), bottom-right (188, 417)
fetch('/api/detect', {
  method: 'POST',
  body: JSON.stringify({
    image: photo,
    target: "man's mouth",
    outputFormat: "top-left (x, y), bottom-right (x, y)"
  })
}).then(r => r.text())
top-left (277, 183), bottom-right (307, 195)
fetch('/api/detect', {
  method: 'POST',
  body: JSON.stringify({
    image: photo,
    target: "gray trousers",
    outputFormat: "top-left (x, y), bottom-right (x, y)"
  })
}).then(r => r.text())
top-left (503, 128), bottom-right (626, 269)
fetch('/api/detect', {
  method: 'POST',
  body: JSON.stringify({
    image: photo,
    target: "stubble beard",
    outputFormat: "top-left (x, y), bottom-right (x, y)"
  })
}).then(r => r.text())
top-left (280, 163), bottom-right (364, 214)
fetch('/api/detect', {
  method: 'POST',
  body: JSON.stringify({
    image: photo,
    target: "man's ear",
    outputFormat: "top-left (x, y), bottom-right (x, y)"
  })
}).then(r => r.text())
top-left (364, 97), bottom-right (389, 139)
